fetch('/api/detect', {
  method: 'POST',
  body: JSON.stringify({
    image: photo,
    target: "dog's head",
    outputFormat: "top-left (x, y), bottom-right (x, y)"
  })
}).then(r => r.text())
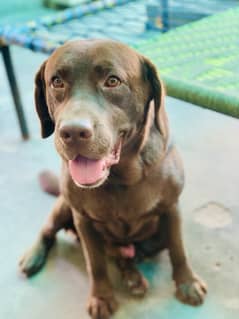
top-left (35, 39), bottom-right (168, 188)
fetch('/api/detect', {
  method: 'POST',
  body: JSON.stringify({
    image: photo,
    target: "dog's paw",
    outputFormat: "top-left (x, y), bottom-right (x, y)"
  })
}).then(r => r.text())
top-left (175, 276), bottom-right (207, 306)
top-left (87, 295), bottom-right (118, 319)
top-left (19, 242), bottom-right (49, 277)
top-left (123, 269), bottom-right (149, 297)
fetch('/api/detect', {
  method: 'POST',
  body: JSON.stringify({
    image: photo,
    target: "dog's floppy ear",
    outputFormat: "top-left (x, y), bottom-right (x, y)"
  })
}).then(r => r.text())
top-left (141, 56), bottom-right (169, 139)
top-left (35, 61), bottom-right (54, 138)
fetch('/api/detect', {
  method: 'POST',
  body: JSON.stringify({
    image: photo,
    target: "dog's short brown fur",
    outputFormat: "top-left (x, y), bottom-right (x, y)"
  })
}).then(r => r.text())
top-left (19, 40), bottom-right (207, 319)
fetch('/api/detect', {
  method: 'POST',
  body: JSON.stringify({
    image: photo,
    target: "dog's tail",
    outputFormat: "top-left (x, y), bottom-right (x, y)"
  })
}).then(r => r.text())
top-left (39, 171), bottom-right (60, 196)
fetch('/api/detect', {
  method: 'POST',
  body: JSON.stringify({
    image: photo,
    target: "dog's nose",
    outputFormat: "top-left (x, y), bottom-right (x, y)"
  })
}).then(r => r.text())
top-left (59, 119), bottom-right (93, 143)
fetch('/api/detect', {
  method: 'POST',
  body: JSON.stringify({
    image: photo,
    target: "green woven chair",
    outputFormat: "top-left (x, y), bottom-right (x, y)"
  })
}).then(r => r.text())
top-left (1, 1), bottom-right (239, 139)
top-left (135, 8), bottom-right (239, 118)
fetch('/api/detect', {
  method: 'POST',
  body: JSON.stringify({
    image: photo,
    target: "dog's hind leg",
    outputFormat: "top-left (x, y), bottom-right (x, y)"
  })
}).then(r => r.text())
top-left (117, 258), bottom-right (148, 297)
top-left (39, 170), bottom-right (60, 196)
top-left (19, 196), bottom-right (72, 276)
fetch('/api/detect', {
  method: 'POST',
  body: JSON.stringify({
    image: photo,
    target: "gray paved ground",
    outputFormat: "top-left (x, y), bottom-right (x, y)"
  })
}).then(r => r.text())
top-left (0, 46), bottom-right (239, 319)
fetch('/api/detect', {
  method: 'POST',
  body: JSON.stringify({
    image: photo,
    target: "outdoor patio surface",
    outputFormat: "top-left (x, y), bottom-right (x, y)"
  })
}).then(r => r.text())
top-left (0, 47), bottom-right (239, 319)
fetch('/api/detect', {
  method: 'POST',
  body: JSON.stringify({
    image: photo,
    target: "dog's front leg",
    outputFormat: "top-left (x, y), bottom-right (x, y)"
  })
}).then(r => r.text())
top-left (167, 203), bottom-right (207, 306)
top-left (19, 196), bottom-right (72, 276)
top-left (72, 211), bottom-right (118, 319)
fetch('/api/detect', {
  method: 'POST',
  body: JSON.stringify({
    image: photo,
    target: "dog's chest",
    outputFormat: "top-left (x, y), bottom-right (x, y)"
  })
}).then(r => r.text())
top-left (92, 211), bottom-right (160, 243)
top-left (70, 182), bottom-right (162, 243)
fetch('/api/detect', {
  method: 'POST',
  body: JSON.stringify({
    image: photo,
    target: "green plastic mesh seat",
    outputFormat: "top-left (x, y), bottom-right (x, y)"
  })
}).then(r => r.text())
top-left (0, 1), bottom-right (238, 141)
top-left (134, 7), bottom-right (239, 118)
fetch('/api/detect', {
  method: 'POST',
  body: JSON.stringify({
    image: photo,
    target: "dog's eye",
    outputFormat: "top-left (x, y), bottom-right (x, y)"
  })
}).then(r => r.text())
top-left (51, 76), bottom-right (64, 89)
top-left (104, 76), bottom-right (121, 88)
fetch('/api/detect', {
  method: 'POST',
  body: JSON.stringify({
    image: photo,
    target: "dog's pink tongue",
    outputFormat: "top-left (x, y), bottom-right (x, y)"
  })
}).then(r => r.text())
top-left (69, 155), bottom-right (106, 185)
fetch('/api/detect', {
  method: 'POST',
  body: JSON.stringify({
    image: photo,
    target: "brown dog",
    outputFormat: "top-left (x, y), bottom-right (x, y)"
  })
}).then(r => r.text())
top-left (19, 39), bottom-right (207, 319)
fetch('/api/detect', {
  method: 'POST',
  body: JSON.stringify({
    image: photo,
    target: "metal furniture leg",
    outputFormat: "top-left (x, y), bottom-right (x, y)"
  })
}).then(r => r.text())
top-left (1, 45), bottom-right (29, 140)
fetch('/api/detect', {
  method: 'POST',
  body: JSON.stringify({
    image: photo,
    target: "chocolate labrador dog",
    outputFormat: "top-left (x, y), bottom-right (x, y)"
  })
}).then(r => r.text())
top-left (19, 39), bottom-right (207, 319)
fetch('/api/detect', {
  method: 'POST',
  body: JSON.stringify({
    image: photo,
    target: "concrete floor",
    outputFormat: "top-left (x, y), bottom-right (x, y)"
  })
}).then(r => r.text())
top-left (0, 46), bottom-right (239, 319)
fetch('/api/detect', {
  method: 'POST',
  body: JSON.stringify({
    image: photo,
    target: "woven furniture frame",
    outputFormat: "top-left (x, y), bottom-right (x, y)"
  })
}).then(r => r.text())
top-left (1, 1), bottom-right (239, 139)
top-left (135, 7), bottom-right (239, 118)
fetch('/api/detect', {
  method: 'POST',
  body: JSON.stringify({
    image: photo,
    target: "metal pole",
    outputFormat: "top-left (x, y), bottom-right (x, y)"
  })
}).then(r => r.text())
top-left (1, 45), bottom-right (29, 140)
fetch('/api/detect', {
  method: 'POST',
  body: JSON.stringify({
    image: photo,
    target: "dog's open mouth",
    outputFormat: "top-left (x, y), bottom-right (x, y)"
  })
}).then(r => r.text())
top-left (68, 139), bottom-right (122, 188)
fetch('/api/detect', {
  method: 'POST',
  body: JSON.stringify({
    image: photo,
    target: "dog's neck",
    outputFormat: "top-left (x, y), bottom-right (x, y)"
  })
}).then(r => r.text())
top-left (108, 127), bottom-right (170, 186)
top-left (107, 102), bottom-right (170, 186)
